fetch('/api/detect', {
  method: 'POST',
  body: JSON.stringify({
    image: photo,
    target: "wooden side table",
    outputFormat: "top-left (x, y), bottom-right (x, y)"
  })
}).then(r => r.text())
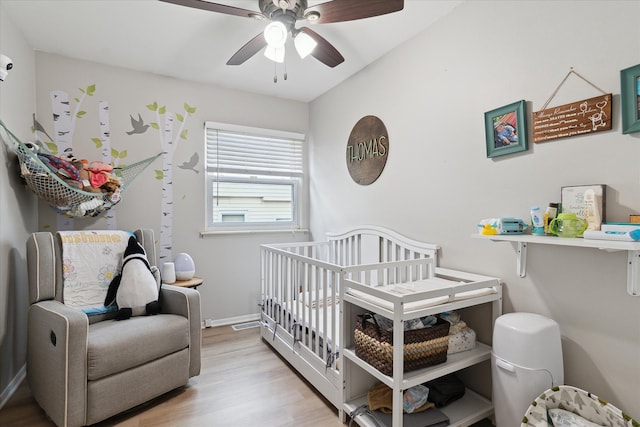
top-left (166, 276), bottom-right (203, 289)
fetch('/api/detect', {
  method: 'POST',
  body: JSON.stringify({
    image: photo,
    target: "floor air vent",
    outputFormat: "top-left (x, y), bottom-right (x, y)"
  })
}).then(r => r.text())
top-left (231, 321), bottom-right (260, 331)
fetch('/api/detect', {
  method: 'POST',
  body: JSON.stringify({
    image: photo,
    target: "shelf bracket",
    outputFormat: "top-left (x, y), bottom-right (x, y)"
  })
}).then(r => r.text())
top-left (517, 241), bottom-right (527, 277)
top-left (627, 250), bottom-right (640, 296)
top-left (479, 234), bottom-right (640, 296)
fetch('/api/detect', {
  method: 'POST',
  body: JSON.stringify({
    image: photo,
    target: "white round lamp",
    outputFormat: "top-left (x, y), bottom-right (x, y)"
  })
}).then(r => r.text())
top-left (174, 253), bottom-right (195, 281)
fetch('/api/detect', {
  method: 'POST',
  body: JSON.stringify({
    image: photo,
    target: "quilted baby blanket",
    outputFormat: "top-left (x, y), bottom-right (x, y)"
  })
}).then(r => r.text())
top-left (59, 230), bottom-right (133, 313)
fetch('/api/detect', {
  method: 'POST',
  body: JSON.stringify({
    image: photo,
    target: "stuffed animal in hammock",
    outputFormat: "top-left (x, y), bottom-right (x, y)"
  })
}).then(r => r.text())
top-left (104, 235), bottom-right (161, 320)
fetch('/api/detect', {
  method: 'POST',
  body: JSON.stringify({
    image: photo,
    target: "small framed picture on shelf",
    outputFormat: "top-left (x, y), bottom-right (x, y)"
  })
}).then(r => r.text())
top-left (484, 100), bottom-right (528, 158)
top-left (561, 184), bottom-right (606, 222)
top-left (620, 63), bottom-right (640, 134)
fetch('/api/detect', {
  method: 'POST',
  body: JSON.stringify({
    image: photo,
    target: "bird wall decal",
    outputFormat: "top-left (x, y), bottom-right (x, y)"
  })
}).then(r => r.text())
top-left (126, 113), bottom-right (149, 135)
top-left (177, 152), bottom-right (199, 173)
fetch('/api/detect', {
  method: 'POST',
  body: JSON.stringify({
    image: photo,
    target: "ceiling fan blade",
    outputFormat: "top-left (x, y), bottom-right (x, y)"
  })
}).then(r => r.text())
top-left (299, 27), bottom-right (344, 68)
top-left (305, 0), bottom-right (403, 24)
top-left (226, 33), bottom-right (268, 65)
top-left (159, 0), bottom-right (265, 19)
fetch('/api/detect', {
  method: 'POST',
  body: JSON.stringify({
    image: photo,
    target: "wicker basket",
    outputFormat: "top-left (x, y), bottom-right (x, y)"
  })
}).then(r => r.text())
top-left (354, 313), bottom-right (450, 376)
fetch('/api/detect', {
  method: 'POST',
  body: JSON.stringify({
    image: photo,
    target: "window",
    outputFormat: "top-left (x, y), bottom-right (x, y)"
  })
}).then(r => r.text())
top-left (205, 121), bottom-right (304, 231)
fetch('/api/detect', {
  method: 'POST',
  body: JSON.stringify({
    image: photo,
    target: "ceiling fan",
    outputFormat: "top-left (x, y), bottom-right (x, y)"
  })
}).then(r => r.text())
top-left (159, 0), bottom-right (404, 68)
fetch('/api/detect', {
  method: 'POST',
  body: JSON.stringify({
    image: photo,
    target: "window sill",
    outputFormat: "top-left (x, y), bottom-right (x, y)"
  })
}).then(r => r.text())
top-left (200, 228), bottom-right (309, 237)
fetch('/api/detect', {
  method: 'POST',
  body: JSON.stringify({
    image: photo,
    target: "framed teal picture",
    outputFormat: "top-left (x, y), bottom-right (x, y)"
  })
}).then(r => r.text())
top-left (484, 100), bottom-right (528, 158)
top-left (620, 63), bottom-right (640, 134)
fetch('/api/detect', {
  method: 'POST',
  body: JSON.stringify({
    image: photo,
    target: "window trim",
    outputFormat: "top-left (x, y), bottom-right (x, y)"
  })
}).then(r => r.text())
top-left (204, 121), bottom-right (305, 233)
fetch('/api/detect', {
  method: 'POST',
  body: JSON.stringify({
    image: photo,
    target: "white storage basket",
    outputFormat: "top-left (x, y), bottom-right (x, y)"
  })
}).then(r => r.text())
top-left (521, 385), bottom-right (638, 427)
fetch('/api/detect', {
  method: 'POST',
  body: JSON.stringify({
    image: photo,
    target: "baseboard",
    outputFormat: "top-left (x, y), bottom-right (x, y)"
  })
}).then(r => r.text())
top-left (0, 364), bottom-right (26, 411)
top-left (202, 312), bottom-right (260, 329)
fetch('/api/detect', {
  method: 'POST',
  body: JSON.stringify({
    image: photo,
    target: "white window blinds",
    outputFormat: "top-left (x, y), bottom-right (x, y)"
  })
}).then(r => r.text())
top-left (205, 123), bottom-right (304, 178)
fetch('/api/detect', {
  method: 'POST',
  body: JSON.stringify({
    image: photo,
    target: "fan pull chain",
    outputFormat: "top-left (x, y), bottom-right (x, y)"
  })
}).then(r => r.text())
top-left (273, 63), bottom-right (287, 83)
top-left (272, 61), bottom-right (289, 83)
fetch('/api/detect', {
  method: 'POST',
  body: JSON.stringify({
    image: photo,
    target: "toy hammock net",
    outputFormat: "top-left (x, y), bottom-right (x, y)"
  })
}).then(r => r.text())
top-left (0, 120), bottom-right (160, 218)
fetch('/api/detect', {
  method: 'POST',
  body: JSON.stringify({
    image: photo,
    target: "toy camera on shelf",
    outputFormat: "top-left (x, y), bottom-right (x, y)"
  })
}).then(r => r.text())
top-left (478, 217), bottom-right (528, 235)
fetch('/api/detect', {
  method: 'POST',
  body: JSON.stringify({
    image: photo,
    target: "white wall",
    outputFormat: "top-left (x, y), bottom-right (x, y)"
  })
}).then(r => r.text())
top-left (309, 0), bottom-right (640, 416)
top-left (0, 2), bottom-right (38, 406)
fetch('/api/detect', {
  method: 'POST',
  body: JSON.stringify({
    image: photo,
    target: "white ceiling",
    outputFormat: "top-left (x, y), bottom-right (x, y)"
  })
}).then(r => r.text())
top-left (1, 0), bottom-right (462, 102)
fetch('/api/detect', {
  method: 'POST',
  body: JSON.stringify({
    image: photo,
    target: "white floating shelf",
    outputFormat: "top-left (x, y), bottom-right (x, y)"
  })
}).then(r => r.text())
top-left (472, 234), bottom-right (640, 296)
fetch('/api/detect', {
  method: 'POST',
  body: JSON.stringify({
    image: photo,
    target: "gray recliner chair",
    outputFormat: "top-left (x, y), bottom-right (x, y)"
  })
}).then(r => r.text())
top-left (26, 229), bottom-right (201, 427)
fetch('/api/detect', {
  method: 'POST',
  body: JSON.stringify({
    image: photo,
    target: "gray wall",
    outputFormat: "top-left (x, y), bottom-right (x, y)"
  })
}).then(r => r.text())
top-left (308, 0), bottom-right (639, 416)
top-left (0, 2), bottom-right (38, 407)
top-left (33, 52), bottom-right (310, 326)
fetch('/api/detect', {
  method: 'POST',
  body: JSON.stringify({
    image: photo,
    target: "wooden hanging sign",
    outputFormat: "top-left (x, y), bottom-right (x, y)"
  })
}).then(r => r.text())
top-left (532, 94), bottom-right (612, 143)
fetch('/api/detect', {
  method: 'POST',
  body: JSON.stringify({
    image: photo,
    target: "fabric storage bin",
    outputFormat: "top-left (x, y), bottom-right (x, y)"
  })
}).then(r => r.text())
top-left (354, 313), bottom-right (450, 376)
top-left (521, 385), bottom-right (639, 427)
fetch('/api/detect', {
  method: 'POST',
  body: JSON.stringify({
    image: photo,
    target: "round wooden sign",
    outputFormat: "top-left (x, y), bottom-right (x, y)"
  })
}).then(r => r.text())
top-left (346, 115), bottom-right (389, 185)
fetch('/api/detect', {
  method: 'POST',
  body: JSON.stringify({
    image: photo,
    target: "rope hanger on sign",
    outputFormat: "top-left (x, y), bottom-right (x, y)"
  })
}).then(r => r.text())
top-left (539, 67), bottom-right (609, 111)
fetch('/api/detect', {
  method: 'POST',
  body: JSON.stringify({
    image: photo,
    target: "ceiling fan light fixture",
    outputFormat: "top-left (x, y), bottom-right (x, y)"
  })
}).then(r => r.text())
top-left (264, 21), bottom-right (288, 47)
top-left (164, 0), bottom-right (403, 69)
top-left (294, 31), bottom-right (317, 59)
top-left (264, 45), bottom-right (285, 63)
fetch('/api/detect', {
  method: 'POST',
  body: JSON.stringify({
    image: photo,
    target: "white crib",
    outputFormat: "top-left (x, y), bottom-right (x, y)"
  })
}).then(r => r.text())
top-left (259, 225), bottom-right (501, 421)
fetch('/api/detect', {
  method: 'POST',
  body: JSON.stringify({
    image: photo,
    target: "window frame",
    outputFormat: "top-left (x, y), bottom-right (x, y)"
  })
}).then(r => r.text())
top-left (204, 121), bottom-right (305, 233)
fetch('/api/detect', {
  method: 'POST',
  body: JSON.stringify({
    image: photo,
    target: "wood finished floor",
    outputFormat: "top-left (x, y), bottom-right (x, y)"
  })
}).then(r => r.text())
top-left (0, 325), bottom-right (493, 426)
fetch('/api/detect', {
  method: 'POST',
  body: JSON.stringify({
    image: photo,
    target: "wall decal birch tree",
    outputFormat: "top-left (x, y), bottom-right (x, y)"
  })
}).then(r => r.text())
top-left (146, 101), bottom-right (196, 262)
top-left (49, 84), bottom-right (95, 230)
top-left (32, 87), bottom-right (156, 228)
top-left (93, 100), bottom-right (121, 230)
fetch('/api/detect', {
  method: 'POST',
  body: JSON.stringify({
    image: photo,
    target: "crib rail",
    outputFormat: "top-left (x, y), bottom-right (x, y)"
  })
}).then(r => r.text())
top-left (261, 243), bottom-right (344, 372)
top-left (345, 257), bottom-right (435, 289)
top-left (327, 225), bottom-right (440, 267)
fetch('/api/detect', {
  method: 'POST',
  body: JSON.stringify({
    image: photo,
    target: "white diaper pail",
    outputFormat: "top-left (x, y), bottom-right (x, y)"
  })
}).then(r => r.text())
top-left (492, 313), bottom-right (564, 427)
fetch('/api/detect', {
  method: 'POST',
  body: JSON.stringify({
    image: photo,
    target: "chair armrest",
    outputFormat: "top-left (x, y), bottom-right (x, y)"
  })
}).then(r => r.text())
top-left (27, 232), bottom-right (61, 303)
top-left (160, 284), bottom-right (201, 377)
top-left (27, 300), bottom-right (89, 427)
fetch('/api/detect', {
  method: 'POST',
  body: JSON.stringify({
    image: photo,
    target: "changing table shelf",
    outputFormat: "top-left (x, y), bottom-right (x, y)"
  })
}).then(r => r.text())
top-left (341, 265), bottom-right (502, 427)
top-left (345, 388), bottom-right (493, 427)
top-left (472, 234), bottom-right (640, 296)
top-left (343, 342), bottom-right (492, 390)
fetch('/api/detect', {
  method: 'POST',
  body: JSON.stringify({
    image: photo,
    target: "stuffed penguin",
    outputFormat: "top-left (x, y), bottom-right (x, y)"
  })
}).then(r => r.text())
top-left (105, 235), bottom-right (161, 320)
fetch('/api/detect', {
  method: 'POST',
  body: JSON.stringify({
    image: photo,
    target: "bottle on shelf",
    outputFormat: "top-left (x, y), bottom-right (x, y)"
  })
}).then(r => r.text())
top-left (531, 206), bottom-right (544, 235)
top-left (544, 203), bottom-right (558, 235)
